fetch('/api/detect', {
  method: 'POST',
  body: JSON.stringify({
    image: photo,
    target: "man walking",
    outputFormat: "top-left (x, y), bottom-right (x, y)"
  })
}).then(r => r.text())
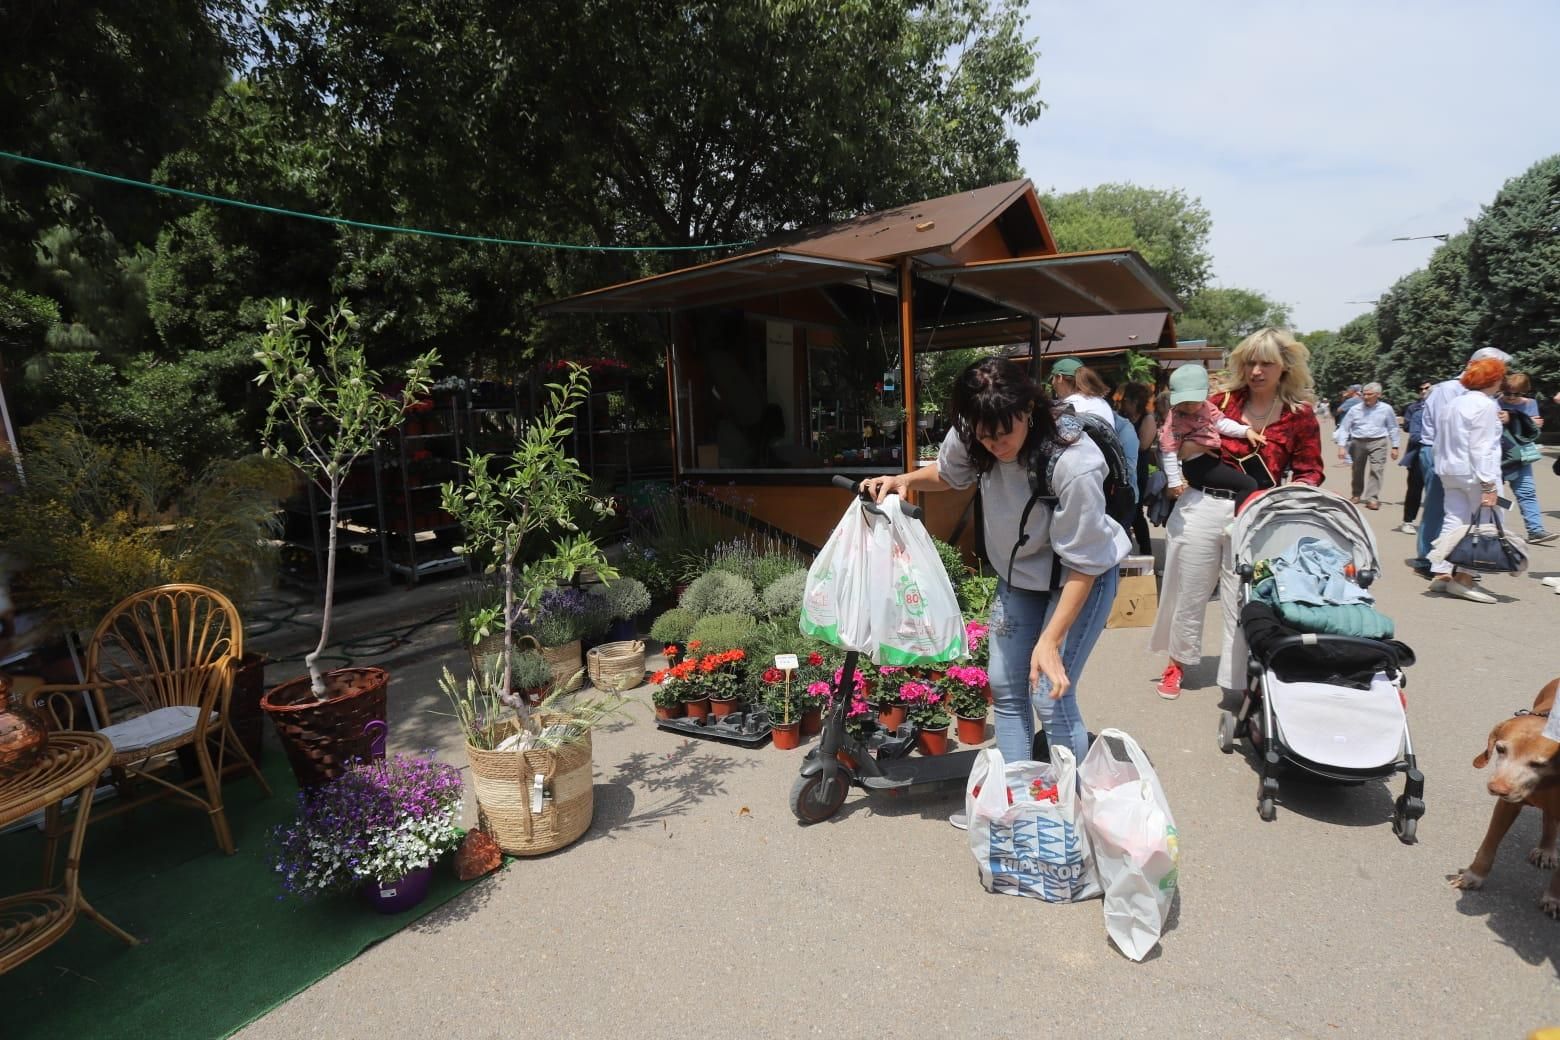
top-left (1396, 381), bottom-right (1431, 533)
top-left (1333, 382), bottom-right (1399, 509)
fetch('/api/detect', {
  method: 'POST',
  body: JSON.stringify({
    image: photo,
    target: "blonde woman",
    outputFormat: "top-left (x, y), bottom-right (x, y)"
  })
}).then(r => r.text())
top-left (1147, 328), bottom-right (1324, 699)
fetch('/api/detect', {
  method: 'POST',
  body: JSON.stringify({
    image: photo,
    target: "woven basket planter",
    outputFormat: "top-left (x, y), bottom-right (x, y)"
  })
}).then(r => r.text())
top-left (260, 667), bottom-right (389, 788)
top-left (586, 640), bottom-right (646, 693)
top-left (466, 715), bottom-right (593, 856)
top-left (541, 640), bottom-right (584, 693)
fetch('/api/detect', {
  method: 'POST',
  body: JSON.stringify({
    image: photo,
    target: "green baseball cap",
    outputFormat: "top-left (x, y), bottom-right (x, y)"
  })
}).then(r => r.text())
top-left (1168, 364), bottom-right (1210, 406)
top-left (1050, 357), bottom-right (1084, 377)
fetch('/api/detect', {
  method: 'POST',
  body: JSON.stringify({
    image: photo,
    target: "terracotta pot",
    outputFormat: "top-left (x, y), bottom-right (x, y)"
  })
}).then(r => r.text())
top-left (800, 706), bottom-right (823, 737)
top-left (771, 720), bottom-right (802, 750)
top-left (654, 703), bottom-right (685, 721)
top-left (0, 674), bottom-right (48, 774)
top-left (260, 667), bottom-right (390, 788)
top-left (708, 695), bottom-right (738, 718)
top-left (683, 696), bottom-right (710, 721)
top-left (956, 714), bottom-right (987, 747)
top-left (915, 726), bottom-right (950, 756)
top-left (877, 704), bottom-right (907, 730)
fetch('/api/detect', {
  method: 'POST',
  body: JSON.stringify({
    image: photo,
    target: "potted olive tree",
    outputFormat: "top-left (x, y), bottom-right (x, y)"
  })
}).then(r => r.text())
top-left (254, 298), bottom-right (437, 786)
top-left (437, 363), bottom-right (623, 855)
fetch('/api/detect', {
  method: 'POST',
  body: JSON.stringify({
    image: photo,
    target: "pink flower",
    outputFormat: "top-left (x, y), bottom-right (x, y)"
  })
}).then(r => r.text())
top-left (899, 681), bottom-right (933, 704)
top-left (846, 694), bottom-right (872, 718)
top-left (806, 681), bottom-right (831, 699)
top-left (879, 665), bottom-right (902, 676)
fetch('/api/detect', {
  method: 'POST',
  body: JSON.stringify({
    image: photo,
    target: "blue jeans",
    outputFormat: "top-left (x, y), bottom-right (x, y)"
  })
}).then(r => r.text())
top-left (1414, 445), bottom-right (1445, 569)
top-left (987, 567), bottom-right (1119, 766)
top-left (1506, 463), bottom-right (1547, 536)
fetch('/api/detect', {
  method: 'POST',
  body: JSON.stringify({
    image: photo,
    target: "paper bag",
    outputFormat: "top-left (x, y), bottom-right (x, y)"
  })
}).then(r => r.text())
top-left (1107, 573), bottom-right (1158, 629)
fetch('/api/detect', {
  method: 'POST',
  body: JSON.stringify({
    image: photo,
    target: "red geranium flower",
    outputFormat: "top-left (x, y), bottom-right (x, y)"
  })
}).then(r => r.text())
top-left (762, 667), bottom-right (783, 684)
top-left (807, 652), bottom-right (823, 666)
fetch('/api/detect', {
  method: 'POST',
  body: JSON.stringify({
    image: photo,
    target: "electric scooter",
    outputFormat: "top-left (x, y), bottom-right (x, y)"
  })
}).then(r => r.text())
top-left (789, 476), bottom-right (990, 824)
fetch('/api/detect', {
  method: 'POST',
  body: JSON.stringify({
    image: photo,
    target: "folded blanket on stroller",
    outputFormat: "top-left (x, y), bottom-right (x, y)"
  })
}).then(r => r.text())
top-left (1241, 602), bottom-right (1414, 689)
top-left (1251, 578), bottom-right (1395, 639)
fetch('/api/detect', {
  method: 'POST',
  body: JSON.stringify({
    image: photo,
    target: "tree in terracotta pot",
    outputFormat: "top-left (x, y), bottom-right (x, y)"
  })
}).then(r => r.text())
top-left (253, 298), bottom-right (437, 785)
top-left (439, 362), bottom-right (616, 716)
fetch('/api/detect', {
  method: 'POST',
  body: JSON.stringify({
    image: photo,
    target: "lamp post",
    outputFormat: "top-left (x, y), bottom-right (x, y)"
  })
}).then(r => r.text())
top-left (1391, 233), bottom-right (1450, 242)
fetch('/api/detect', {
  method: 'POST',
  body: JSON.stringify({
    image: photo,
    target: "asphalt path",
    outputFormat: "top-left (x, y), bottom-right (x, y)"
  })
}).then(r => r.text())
top-left (239, 449), bottom-right (1560, 1040)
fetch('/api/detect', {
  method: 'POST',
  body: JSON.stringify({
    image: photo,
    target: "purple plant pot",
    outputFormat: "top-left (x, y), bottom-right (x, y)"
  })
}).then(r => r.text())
top-left (361, 865), bottom-right (434, 914)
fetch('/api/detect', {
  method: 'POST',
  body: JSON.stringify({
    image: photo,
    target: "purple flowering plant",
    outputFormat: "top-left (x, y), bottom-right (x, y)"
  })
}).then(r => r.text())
top-left (270, 752), bottom-right (464, 896)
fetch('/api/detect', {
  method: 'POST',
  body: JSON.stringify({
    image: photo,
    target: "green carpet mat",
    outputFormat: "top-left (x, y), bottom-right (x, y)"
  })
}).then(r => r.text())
top-left (0, 751), bottom-right (497, 1040)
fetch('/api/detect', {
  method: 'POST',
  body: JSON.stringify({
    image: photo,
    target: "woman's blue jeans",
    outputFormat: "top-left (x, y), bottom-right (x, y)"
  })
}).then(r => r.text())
top-left (987, 567), bottom-right (1119, 766)
top-left (1505, 463), bottom-right (1548, 536)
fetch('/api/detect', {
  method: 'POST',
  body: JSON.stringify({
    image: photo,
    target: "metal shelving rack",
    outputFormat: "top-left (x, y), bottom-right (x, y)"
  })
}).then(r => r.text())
top-left (382, 390), bottom-right (469, 585)
top-left (277, 456), bottom-right (392, 600)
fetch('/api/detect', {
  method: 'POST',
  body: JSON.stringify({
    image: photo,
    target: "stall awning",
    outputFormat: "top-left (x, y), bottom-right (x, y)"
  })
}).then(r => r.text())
top-left (539, 249), bottom-right (896, 314)
top-left (918, 250), bottom-right (1182, 319)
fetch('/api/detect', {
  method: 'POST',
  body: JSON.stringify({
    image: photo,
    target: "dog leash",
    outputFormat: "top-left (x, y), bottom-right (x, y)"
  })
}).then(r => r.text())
top-left (1514, 708), bottom-right (1552, 718)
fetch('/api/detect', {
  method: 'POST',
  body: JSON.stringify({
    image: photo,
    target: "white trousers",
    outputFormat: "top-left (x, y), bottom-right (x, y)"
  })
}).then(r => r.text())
top-left (1433, 477), bottom-right (1483, 576)
top-left (1147, 489), bottom-right (1248, 690)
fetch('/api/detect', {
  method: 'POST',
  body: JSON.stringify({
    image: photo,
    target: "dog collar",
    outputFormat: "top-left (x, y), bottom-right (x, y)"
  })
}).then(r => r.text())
top-left (1515, 708), bottom-right (1552, 718)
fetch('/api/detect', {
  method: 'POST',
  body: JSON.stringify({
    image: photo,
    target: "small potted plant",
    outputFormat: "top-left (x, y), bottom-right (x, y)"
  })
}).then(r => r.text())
top-left (942, 665), bottom-right (991, 746)
top-left (902, 679), bottom-right (951, 756)
top-left (590, 577), bottom-right (651, 642)
top-left (874, 666), bottom-right (910, 730)
top-left (964, 620), bottom-right (991, 671)
top-left (527, 587), bottom-right (598, 690)
top-left (510, 651), bottom-right (555, 707)
top-left (649, 667), bottom-right (686, 720)
top-left (700, 648), bottom-right (747, 717)
top-left (255, 298), bottom-right (437, 786)
top-left (269, 751), bottom-right (464, 913)
top-left (761, 667), bottom-right (803, 750)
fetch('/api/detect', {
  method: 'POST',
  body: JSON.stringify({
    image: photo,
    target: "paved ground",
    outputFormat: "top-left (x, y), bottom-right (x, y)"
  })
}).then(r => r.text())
top-left (236, 450), bottom-right (1559, 1040)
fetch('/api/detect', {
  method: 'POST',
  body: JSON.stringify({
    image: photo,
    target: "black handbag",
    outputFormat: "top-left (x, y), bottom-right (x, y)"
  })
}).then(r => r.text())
top-left (1446, 505), bottom-right (1527, 574)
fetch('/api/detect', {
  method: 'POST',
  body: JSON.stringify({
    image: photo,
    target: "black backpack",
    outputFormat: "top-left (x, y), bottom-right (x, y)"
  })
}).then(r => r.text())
top-left (966, 407), bottom-right (1135, 586)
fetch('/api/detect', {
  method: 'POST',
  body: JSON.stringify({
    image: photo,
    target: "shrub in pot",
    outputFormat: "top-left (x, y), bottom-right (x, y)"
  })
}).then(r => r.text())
top-left (758, 570), bottom-right (808, 618)
top-left (589, 577), bottom-right (651, 642)
top-left (649, 606), bottom-right (695, 651)
top-left (679, 570), bottom-right (758, 620)
top-left (254, 299), bottom-right (437, 786)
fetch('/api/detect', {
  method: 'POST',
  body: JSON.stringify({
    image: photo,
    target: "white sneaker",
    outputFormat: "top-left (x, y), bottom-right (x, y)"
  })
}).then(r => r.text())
top-left (948, 812), bottom-right (968, 830)
top-left (1441, 579), bottom-right (1496, 603)
top-left (1397, 522), bottom-right (1417, 534)
top-left (1541, 576), bottom-right (1560, 589)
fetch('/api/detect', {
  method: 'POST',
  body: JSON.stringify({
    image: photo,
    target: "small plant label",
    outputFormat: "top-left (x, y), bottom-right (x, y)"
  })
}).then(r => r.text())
top-left (774, 654), bottom-right (799, 672)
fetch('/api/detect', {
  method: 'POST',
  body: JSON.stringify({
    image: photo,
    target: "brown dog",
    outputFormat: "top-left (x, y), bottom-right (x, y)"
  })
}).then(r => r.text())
top-left (1449, 678), bottom-right (1560, 918)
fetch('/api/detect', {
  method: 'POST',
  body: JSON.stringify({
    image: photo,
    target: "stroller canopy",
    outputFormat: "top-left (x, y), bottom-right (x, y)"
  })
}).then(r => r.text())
top-left (1230, 485), bottom-right (1381, 579)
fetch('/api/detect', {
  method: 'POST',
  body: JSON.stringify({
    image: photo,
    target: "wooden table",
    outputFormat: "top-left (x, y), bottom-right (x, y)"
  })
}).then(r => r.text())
top-left (0, 731), bottom-right (138, 974)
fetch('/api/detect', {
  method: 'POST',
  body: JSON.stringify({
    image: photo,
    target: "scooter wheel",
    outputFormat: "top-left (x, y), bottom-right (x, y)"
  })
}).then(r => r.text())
top-left (791, 771), bottom-right (848, 825)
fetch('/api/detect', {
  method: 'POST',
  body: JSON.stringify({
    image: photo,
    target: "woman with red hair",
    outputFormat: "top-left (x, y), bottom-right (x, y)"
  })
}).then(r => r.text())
top-left (1429, 355), bottom-right (1508, 602)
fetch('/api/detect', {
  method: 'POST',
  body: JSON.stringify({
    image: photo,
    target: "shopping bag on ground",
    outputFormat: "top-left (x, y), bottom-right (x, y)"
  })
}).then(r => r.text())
top-left (966, 746), bottom-right (1101, 903)
top-left (866, 494), bottom-right (965, 666)
top-left (1079, 729), bottom-right (1179, 961)
top-left (800, 496), bottom-right (875, 653)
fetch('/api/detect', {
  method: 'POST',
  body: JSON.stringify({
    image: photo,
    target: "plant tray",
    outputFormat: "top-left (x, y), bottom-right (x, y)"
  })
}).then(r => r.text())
top-left (655, 708), bottom-right (773, 748)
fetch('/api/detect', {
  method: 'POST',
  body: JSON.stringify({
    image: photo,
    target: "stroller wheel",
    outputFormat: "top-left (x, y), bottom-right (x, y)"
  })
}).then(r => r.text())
top-left (1394, 814), bottom-right (1418, 845)
top-left (1217, 711), bottom-right (1237, 754)
top-left (1258, 796), bottom-right (1277, 822)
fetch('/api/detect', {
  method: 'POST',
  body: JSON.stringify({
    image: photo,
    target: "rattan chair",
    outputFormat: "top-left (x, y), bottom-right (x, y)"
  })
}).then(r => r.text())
top-left (30, 584), bottom-right (270, 863)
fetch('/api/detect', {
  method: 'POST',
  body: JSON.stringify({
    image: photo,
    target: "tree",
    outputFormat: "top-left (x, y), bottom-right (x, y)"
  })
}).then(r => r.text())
top-left (1041, 184), bottom-right (1213, 299)
top-left (1307, 315), bottom-right (1379, 401)
top-left (1374, 233), bottom-right (1478, 401)
top-left (1175, 287), bottom-right (1292, 349)
top-left (1466, 154), bottom-right (1560, 394)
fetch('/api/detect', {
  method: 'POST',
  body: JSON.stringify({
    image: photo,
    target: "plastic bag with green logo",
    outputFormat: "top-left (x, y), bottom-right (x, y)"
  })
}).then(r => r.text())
top-left (864, 494), bottom-right (964, 666)
top-left (800, 496), bottom-right (876, 653)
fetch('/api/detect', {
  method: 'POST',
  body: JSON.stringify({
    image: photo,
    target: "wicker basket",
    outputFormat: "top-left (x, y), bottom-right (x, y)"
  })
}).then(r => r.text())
top-left (586, 640), bottom-right (647, 693)
top-left (541, 640), bottom-right (584, 693)
top-left (260, 667), bottom-right (389, 787)
top-left (465, 716), bottom-right (593, 856)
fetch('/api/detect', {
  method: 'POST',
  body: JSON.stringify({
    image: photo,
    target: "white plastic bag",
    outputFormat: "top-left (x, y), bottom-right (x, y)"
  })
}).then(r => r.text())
top-left (1079, 729), bottom-right (1179, 961)
top-left (966, 746), bottom-right (1101, 903)
top-left (866, 494), bottom-right (965, 666)
top-left (800, 496), bottom-right (876, 653)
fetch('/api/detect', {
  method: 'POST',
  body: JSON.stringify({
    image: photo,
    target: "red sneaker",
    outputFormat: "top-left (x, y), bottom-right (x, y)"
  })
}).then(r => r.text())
top-left (1156, 661), bottom-right (1183, 700)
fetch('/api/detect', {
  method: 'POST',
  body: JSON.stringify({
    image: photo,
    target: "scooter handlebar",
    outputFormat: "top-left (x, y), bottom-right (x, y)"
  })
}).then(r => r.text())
top-left (831, 475), bottom-right (924, 520)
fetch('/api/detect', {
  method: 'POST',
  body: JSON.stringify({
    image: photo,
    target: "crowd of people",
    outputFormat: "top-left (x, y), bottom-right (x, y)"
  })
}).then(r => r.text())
top-left (866, 330), bottom-right (1553, 820)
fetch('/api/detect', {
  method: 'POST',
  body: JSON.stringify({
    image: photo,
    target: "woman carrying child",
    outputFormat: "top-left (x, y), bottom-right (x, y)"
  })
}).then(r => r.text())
top-left (1158, 365), bottom-right (1267, 508)
top-left (1148, 330), bottom-right (1324, 699)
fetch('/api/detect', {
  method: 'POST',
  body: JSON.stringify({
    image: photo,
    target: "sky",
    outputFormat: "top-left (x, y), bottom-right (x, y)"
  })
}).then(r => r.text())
top-left (1016, 0), bottom-right (1560, 332)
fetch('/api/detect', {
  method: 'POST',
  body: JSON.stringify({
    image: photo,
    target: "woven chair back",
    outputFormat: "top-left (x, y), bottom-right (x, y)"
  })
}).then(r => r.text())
top-left (86, 584), bottom-right (243, 717)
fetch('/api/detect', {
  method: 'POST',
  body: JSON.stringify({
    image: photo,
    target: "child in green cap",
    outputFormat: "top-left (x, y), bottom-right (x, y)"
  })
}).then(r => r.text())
top-left (1159, 365), bottom-right (1267, 507)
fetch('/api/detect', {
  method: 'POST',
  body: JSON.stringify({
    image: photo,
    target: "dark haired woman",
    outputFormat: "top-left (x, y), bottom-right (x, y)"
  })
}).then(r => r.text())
top-left (1118, 381), bottom-right (1158, 555)
top-left (866, 358), bottom-right (1129, 792)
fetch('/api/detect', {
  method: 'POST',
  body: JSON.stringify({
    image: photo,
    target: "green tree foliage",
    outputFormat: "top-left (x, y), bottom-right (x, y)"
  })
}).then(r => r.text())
top-left (1374, 233), bottom-right (1478, 400)
top-left (1041, 183), bottom-right (1213, 299)
top-left (1306, 315), bottom-right (1380, 401)
top-left (1466, 154), bottom-right (1560, 393)
top-left (1175, 287), bottom-right (1292, 349)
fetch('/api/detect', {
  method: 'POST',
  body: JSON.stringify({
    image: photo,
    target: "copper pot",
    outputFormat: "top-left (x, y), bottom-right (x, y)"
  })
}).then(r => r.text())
top-left (0, 674), bottom-right (49, 774)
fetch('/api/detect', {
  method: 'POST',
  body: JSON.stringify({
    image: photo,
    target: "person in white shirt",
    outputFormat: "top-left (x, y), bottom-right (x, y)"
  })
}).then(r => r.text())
top-left (1429, 356), bottom-right (1507, 602)
top-left (1332, 381), bottom-right (1400, 509)
top-left (1048, 358), bottom-right (1115, 424)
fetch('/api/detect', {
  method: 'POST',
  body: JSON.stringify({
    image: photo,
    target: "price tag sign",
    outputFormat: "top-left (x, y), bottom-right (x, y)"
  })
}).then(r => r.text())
top-left (773, 654), bottom-right (799, 672)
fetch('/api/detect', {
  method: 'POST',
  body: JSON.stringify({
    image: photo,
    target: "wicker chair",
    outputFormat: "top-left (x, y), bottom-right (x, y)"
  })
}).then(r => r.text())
top-left (30, 584), bottom-right (270, 863)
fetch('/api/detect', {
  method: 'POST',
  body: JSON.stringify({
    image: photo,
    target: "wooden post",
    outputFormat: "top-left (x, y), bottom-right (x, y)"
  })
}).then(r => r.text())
top-left (898, 259), bottom-right (917, 472)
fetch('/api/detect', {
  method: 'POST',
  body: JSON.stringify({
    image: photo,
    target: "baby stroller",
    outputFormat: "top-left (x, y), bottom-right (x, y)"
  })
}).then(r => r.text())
top-left (1219, 485), bottom-right (1426, 845)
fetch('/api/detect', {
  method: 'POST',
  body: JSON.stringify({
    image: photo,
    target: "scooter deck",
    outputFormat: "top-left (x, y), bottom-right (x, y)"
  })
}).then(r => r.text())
top-left (857, 748), bottom-right (982, 789)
